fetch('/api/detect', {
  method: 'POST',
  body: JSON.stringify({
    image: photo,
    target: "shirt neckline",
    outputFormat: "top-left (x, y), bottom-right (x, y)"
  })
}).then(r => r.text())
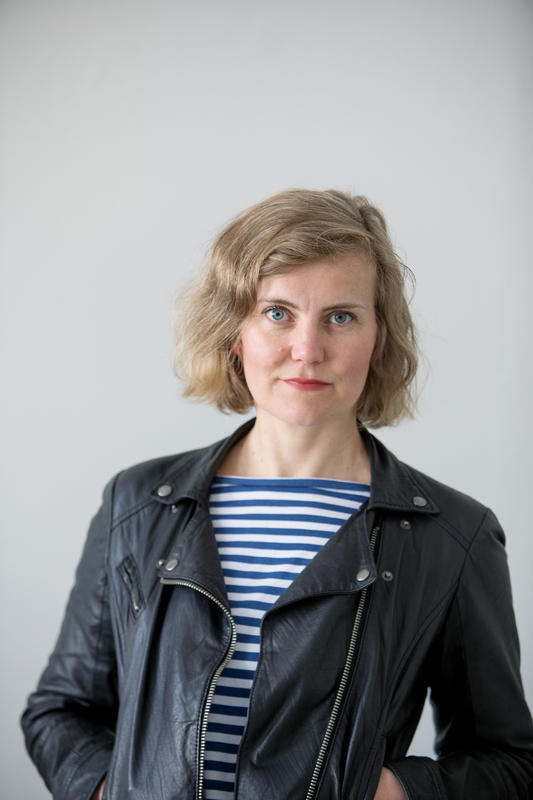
top-left (212, 474), bottom-right (371, 490)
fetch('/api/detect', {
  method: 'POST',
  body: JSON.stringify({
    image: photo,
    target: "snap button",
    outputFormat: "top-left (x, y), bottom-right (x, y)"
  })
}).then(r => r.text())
top-left (356, 568), bottom-right (370, 582)
top-left (400, 519), bottom-right (411, 530)
top-left (382, 570), bottom-right (394, 582)
top-left (157, 484), bottom-right (173, 498)
top-left (156, 559), bottom-right (165, 568)
top-left (165, 558), bottom-right (179, 571)
top-left (412, 495), bottom-right (427, 507)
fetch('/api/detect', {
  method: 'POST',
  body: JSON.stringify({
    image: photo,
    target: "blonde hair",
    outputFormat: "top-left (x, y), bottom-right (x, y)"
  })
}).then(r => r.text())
top-left (174, 188), bottom-right (418, 428)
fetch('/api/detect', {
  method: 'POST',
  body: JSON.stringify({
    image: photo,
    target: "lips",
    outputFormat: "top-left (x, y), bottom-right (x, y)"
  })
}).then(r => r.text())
top-left (282, 378), bottom-right (331, 391)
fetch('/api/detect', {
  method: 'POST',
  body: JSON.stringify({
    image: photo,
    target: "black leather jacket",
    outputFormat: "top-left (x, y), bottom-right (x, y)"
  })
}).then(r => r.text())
top-left (22, 421), bottom-right (533, 799)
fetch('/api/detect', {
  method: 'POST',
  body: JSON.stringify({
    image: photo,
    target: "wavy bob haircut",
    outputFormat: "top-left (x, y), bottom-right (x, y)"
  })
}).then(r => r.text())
top-left (174, 188), bottom-right (418, 428)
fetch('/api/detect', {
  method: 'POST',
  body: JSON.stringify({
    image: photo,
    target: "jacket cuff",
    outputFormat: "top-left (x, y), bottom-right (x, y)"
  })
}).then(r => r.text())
top-left (385, 756), bottom-right (447, 800)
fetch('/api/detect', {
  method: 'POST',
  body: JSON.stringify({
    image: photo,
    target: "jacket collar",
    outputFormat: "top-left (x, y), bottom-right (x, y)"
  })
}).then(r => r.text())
top-left (150, 419), bottom-right (439, 517)
top-left (361, 429), bottom-right (439, 515)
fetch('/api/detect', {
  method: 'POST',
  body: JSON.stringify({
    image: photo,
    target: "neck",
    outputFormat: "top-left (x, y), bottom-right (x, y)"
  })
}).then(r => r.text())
top-left (220, 413), bottom-right (371, 483)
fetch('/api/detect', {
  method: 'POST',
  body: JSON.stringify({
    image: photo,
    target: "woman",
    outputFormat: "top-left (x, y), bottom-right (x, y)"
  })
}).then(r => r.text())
top-left (22, 189), bottom-right (533, 799)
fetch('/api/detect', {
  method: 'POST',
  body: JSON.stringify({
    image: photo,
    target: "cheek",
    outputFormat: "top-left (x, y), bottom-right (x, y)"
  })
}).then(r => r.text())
top-left (340, 340), bottom-right (376, 375)
top-left (241, 331), bottom-right (286, 368)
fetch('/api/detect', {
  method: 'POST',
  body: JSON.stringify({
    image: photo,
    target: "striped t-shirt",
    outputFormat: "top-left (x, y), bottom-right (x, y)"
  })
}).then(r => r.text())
top-left (204, 475), bottom-right (371, 800)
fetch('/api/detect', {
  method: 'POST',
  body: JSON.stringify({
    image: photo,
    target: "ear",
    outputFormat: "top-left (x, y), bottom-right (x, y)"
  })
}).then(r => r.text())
top-left (232, 340), bottom-right (242, 358)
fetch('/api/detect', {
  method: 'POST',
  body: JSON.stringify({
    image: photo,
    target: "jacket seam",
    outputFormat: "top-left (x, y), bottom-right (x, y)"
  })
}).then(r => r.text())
top-left (385, 584), bottom-right (458, 714)
top-left (90, 473), bottom-right (119, 715)
top-left (451, 507), bottom-right (492, 745)
top-left (429, 506), bottom-right (487, 552)
top-left (449, 506), bottom-right (491, 614)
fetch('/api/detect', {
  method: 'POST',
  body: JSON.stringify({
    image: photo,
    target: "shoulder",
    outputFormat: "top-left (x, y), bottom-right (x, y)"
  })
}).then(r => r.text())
top-left (99, 420), bottom-right (257, 524)
top-left (400, 458), bottom-right (504, 549)
top-left (101, 437), bottom-right (228, 525)
top-left (366, 432), bottom-right (503, 549)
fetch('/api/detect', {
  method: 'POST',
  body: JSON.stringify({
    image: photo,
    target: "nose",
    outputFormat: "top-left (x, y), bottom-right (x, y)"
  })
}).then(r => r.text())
top-left (290, 321), bottom-right (325, 364)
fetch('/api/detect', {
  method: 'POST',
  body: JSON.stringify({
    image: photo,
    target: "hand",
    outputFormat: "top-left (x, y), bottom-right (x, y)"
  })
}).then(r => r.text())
top-left (374, 767), bottom-right (406, 800)
top-left (91, 777), bottom-right (106, 800)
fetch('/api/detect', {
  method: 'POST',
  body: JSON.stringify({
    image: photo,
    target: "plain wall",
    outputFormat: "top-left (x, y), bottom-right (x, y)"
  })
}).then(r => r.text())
top-left (1, 0), bottom-right (532, 797)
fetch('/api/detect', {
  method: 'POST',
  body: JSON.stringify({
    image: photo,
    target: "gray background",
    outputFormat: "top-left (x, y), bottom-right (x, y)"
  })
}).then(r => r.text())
top-left (1, 0), bottom-right (532, 797)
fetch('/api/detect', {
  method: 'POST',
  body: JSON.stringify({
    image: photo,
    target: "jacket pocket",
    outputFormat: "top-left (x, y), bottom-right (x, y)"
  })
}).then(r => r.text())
top-left (118, 555), bottom-right (145, 617)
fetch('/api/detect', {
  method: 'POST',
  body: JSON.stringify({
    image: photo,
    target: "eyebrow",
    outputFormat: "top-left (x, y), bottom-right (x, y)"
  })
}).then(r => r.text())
top-left (257, 297), bottom-right (368, 311)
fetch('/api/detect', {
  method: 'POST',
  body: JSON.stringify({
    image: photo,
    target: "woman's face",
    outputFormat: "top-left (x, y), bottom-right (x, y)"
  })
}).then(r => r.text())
top-left (233, 252), bottom-right (378, 429)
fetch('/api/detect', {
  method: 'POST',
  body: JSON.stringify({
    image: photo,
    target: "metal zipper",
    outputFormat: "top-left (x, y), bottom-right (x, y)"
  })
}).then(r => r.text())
top-left (160, 577), bottom-right (237, 800)
top-left (305, 525), bottom-right (380, 800)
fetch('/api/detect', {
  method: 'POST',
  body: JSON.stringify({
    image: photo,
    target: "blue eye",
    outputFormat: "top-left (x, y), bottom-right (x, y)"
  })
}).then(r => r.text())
top-left (330, 311), bottom-right (353, 325)
top-left (266, 307), bottom-right (289, 322)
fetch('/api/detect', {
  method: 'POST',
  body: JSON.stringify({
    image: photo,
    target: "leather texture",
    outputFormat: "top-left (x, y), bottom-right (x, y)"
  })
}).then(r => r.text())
top-left (21, 421), bottom-right (533, 799)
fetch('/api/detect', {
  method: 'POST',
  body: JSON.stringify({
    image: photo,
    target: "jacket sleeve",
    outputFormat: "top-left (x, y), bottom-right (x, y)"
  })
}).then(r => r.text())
top-left (386, 508), bottom-right (533, 799)
top-left (21, 476), bottom-right (119, 800)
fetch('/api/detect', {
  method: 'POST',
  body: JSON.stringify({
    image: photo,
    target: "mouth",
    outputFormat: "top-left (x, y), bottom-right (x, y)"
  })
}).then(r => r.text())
top-left (282, 378), bottom-right (331, 391)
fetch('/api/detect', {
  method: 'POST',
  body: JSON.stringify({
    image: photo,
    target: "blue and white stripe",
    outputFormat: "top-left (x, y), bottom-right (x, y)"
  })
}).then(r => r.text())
top-left (204, 476), bottom-right (370, 800)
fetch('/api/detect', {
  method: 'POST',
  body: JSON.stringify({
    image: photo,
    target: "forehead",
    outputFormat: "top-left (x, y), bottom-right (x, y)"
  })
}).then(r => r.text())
top-left (257, 252), bottom-right (376, 299)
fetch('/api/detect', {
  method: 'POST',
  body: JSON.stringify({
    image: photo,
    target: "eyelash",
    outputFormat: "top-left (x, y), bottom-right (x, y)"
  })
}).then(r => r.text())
top-left (263, 307), bottom-right (355, 325)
